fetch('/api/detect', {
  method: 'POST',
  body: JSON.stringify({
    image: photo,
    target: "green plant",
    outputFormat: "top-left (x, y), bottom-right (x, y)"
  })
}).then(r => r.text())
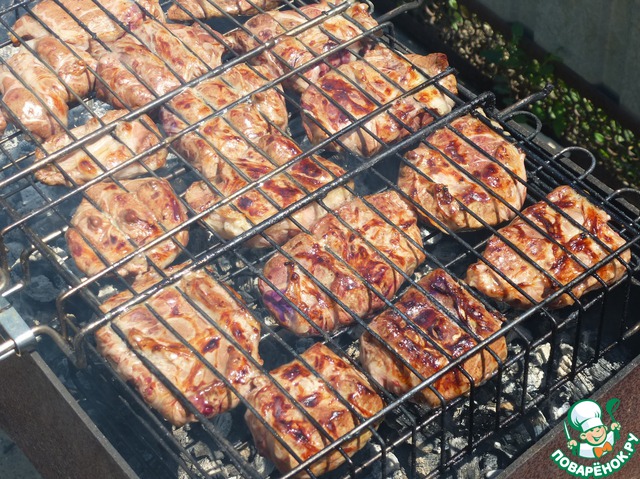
top-left (427, 0), bottom-right (640, 188)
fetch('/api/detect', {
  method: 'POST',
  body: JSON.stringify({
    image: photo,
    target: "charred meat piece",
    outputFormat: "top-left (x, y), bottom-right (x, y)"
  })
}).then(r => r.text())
top-left (360, 269), bottom-right (506, 406)
top-left (97, 265), bottom-right (262, 426)
top-left (226, 2), bottom-right (378, 93)
top-left (168, 0), bottom-right (278, 20)
top-left (66, 178), bottom-right (189, 278)
top-left (260, 190), bottom-right (425, 335)
top-left (466, 185), bottom-right (631, 309)
top-left (131, 20), bottom-right (226, 82)
top-left (91, 35), bottom-right (181, 110)
top-left (301, 45), bottom-right (457, 156)
top-left (35, 110), bottom-right (167, 186)
top-left (10, 0), bottom-right (154, 50)
top-left (245, 343), bottom-right (384, 477)
top-left (0, 36), bottom-right (96, 139)
top-left (398, 115), bottom-right (527, 231)
top-left (184, 133), bottom-right (353, 248)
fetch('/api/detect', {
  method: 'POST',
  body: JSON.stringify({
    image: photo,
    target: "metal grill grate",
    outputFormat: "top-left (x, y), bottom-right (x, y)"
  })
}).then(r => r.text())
top-left (0, 0), bottom-right (639, 478)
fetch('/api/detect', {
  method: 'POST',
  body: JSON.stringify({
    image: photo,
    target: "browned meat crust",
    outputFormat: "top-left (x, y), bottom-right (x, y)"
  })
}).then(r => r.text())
top-left (184, 133), bottom-right (353, 248)
top-left (259, 190), bottom-right (426, 335)
top-left (226, 2), bottom-right (378, 93)
top-left (301, 44), bottom-right (457, 156)
top-left (91, 22), bottom-right (226, 110)
top-left (91, 35), bottom-right (181, 110)
top-left (66, 178), bottom-right (189, 278)
top-left (244, 343), bottom-right (384, 477)
top-left (131, 21), bottom-right (225, 82)
top-left (398, 115), bottom-right (527, 231)
top-left (168, 0), bottom-right (278, 20)
top-left (0, 36), bottom-right (96, 139)
top-left (360, 268), bottom-right (506, 406)
top-left (10, 0), bottom-right (153, 50)
top-left (35, 110), bottom-right (166, 186)
top-left (466, 185), bottom-right (631, 308)
top-left (97, 265), bottom-right (262, 426)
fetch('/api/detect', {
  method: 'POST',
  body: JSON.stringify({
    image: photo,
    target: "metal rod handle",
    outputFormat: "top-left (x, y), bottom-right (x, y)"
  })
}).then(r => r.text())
top-left (0, 297), bottom-right (36, 362)
top-left (0, 338), bottom-right (16, 362)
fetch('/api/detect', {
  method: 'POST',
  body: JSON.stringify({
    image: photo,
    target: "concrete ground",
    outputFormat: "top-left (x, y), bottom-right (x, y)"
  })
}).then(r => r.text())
top-left (0, 428), bottom-right (42, 479)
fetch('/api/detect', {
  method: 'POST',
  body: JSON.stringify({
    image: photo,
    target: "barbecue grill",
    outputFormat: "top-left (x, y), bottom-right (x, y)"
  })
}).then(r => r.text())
top-left (0, 0), bottom-right (639, 478)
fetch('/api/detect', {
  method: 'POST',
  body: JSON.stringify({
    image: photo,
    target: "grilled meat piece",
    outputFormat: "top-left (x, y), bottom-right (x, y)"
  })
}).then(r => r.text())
top-left (92, 35), bottom-right (181, 110)
top-left (360, 269), bottom-right (506, 406)
top-left (226, 2), bottom-right (378, 93)
top-left (1, 53), bottom-right (67, 139)
top-left (0, 36), bottom-right (96, 139)
top-left (131, 21), bottom-right (226, 82)
top-left (184, 133), bottom-right (353, 248)
top-left (260, 190), bottom-right (425, 335)
top-left (10, 0), bottom-right (154, 50)
top-left (35, 110), bottom-right (166, 186)
top-left (159, 62), bottom-right (286, 173)
top-left (66, 178), bottom-right (189, 278)
top-left (168, 0), bottom-right (277, 20)
top-left (245, 343), bottom-right (384, 477)
top-left (97, 265), bottom-right (262, 426)
top-left (30, 35), bottom-right (96, 99)
top-left (301, 45), bottom-right (457, 156)
top-left (466, 185), bottom-right (631, 308)
top-left (398, 115), bottom-right (527, 231)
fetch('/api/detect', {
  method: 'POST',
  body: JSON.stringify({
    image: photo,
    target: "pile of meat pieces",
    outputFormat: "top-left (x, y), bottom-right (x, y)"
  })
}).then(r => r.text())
top-left (4, 0), bottom-right (633, 476)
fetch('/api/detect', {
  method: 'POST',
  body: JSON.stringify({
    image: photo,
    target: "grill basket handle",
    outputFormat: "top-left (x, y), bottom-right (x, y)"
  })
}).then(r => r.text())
top-left (0, 298), bottom-right (36, 362)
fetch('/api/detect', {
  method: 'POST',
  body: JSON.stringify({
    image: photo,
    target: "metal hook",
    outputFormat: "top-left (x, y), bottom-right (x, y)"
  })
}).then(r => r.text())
top-left (551, 146), bottom-right (597, 181)
top-left (497, 83), bottom-right (554, 120)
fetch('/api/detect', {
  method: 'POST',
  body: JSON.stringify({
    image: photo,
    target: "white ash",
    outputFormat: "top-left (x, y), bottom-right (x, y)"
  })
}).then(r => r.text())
top-left (360, 443), bottom-right (406, 479)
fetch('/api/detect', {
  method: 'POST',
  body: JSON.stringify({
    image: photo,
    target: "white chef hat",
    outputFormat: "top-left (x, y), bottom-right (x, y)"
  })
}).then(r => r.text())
top-left (568, 399), bottom-right (604, 433)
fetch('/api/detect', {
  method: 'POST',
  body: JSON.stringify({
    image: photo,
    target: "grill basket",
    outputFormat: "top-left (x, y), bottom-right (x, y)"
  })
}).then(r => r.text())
top-left (0, 0), bottom-right (639, 478)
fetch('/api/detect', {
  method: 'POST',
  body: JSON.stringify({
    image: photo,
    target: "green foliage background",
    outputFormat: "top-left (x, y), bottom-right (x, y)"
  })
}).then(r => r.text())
top-left (425, 0), bottom-right (639, 188)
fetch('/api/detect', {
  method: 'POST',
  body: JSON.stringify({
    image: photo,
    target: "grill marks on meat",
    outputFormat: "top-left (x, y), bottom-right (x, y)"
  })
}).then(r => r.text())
top-left (10, 0), bottom-right (156, 50)
top-left (92, 22), bottom-right (225, 110)
top-left (301, 45), bottom-right (458, 156)
top-left (97, 265), bottom-right (262, 426)
top-left (0, 36), bottom-right (96, 139)
top-left (34, 110), bottom-right (166, 186)
top-left (92, 36), bottom-right (181, 110)
top-left (159, 65), bottom-right (347, 249)
top-left (245, 343), bottom-right (384, 477)
top-left (360, 269), bottom-right (506, 406)
top-left (399, 115), bottom-right (527, 231)
top-left (168, 0), bottom-right (278, 20)
top-left (130, 21), bottom-right (226, 82)
top-left (259, 190), bottom-right (425, 335)
top-left (466, 185), bottom-right (631, 308)
top-left (160, 62), bottom-right (287, 149)
top-left (184, 133), bottom-right (353, 248)
top-left (66, 178), bottom-right (189, 278)
top-left (226, 2), bottom-right (379, 93)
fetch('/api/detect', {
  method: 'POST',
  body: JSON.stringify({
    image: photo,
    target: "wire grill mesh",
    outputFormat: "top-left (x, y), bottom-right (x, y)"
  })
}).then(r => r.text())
top-left (0, 0), bottom-right (639, 477)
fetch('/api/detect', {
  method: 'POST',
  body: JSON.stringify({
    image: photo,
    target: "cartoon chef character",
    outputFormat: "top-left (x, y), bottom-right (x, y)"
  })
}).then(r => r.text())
top-left (566, 399), bottom-right (620, 459)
